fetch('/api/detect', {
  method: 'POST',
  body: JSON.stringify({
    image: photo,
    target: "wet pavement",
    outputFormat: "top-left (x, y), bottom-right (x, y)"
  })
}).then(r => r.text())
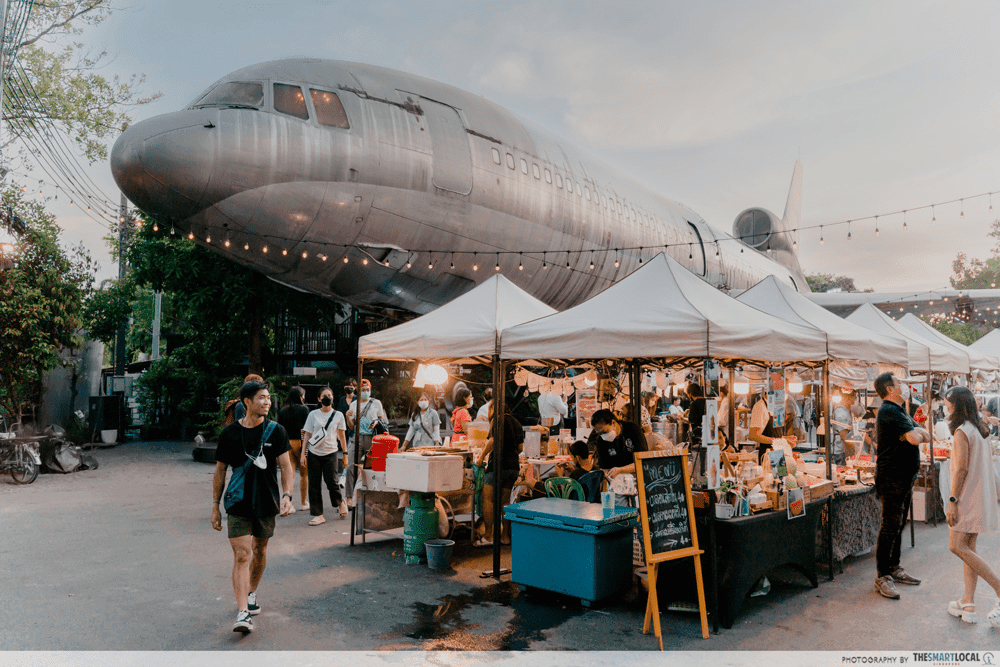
top-left (2, 440), bottom-right (999, 652)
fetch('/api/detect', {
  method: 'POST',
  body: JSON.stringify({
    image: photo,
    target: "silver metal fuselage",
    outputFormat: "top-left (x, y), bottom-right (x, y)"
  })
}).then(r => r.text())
top-left (111, 58), bottom-right (808, 314)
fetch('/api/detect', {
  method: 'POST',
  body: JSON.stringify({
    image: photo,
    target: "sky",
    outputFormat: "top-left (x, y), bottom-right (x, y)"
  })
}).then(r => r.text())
top-left (17, 0), bottom-right (1000, 293)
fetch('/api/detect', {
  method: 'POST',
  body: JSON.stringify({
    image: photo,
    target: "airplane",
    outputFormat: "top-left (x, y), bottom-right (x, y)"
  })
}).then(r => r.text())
top-left (110, 58), bottom-right (1000, 324)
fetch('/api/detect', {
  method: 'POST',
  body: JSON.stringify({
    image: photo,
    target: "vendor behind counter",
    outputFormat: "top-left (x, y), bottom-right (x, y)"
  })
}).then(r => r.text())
top-left (588, 409), bottom-right (648, 506)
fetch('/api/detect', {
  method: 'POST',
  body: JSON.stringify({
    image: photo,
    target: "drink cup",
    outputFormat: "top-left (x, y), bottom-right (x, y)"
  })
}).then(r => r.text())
top-left (601, 491), bottom-right (615, 515)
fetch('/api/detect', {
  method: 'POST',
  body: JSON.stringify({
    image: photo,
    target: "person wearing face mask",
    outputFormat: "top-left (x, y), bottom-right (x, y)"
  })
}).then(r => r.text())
top-left (301, 387), bottom-right (348, 524)
top-left (345, 378), bottom-right (388, 502)
top-left (402, 392), bottom-right (441, 449)
top-left (589, 408), bottom-right (648, 484)
top-left (337, 381), bottom-right (356, 416)
top-left (872, 373), bottom-right (931, 600)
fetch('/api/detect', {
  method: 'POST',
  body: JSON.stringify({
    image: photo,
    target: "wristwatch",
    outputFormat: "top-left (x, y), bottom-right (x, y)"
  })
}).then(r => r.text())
top-left (949, 496), bottom-right (957, 503)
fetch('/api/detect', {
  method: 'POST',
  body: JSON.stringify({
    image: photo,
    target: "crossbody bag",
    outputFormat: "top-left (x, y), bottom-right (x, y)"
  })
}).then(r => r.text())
top-left (307, 411), bottom-right (338, 448)
top-left (224, 420), bottom-right (276, 513)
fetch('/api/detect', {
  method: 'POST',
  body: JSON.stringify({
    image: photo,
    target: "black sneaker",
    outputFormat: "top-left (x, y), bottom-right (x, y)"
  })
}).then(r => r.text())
top-left (875, 575), bottom-right (900, 599)
top-left (247, 591), bottom-right (261, 615)
top-left (233, 610), bottom-right (253, 633)
top-left (890, 568), bottom-right (921, 585)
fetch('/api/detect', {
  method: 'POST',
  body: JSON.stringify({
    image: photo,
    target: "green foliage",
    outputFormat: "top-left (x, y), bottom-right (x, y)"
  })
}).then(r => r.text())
top-left (0, 186), bottom-right (93, 424)
top-left (922, 318), bottom-right (989, 347)
top-left (805, 273), bottom-right (870, 293)
top-left (5, 1), bottom-right (161, 163)
top-left (950, 253), bottom-right (1000, 290)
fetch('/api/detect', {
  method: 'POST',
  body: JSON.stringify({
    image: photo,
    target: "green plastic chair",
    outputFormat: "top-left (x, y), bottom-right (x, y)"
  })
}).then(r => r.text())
top-left (544, 476), bottom-right (585, 501)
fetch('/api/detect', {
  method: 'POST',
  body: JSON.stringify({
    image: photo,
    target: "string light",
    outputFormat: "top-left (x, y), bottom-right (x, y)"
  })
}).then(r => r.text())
top-left (152, 223), bottom-right (158, 232)
top-left (519, 252), bottom-right (524, 271)
top-left (495, 252), bottom-right (500, 271)
top-left (473, 252), bottom-right (478, 271)
top-left (819, 225), bottom-right (824, 245)
top-left (990, 193), bottom-right (993, 213)
top-left (566, 251), bottom-right (571, 268)
top-left (343, 256), bottom-right (349, 264)
top-left (322, 254), bottom-right (328, 261)
top-left (960, 199), bottom-right (964, 219)
top-left (589, 251), bottom-right (594, 270)
top-left (847, 220), bottom-right (851, 240)
top-left (206, 235), bottom-right (211, 243)
top-left (187, 231), bottom-right (194, 240)
top-left (903, 210), bottom-right (907, 231)
top-left (301, 251), bottom-right (308, 259)
top-left (281, 248), bottom-right (288, 256)
top-left (874, 215), bottom-right (879, 236)
top-left (427, 253), bottom-right (433, 270)
top-left (170, 225), bottom-right (175, 236)
top-left (263, 246), bottom-right (268, 253)
top-left (542, 251), bottom-right (547, 269)
top-left (932, 205), bottom-right (935, 224)
top-left (688, 243), bottom-right (693, 260)
top-left (450, 252), bottom-right (455, 270)
top-left (244, 243), bottom-right (250, 251)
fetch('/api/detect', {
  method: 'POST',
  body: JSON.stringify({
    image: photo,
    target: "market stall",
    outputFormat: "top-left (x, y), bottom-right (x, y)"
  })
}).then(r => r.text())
top-left (352, 274), bottom-right (556, 571)
top-left (499, 254), bottom-right (839, 633)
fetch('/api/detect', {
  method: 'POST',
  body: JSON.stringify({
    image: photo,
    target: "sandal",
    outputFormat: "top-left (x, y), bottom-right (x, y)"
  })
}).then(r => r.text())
top-left (308, 516), bottom-right (326, 526)
top-left (987, 600), bottom-right (1000, 627)
top-left (948, 600), bottom-right (978, 624)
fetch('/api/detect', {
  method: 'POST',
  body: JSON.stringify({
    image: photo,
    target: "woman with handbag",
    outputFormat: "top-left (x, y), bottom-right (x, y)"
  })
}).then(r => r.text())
top-left (277, 386), bottom-right (311, 511)
top-left (943, 386), bottom-right (1000, 625)
top-left (301, 387), bottom-right (348, 524)
top-left (345, 378), bottom-right (389, 502)
top-left (402, 392), bottom-right (441, 450)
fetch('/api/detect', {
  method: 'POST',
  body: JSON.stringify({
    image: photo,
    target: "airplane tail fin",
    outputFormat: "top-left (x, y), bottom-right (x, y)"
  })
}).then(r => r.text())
top-left (781, 161), bottom-right (803, 241)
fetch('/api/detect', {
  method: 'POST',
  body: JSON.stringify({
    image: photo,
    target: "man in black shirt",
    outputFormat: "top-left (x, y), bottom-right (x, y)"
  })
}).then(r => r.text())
top-left (872, 372), bottom-right (930, 600)
top-left (590, 408), bottom-right (648, 482)
top-left (211, 380), bottom-right (295, 634)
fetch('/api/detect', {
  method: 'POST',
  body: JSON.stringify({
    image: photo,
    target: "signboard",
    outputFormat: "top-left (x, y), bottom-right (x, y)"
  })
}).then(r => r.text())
top-left (576, 387), bottom-right (598, 432)
top-left (704, 399), bottom-right (718, 444)
top-left (634, 451), bottom-right (709, 647)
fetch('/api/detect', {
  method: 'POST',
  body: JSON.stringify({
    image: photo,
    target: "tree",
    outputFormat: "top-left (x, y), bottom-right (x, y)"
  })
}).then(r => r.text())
top-left (806, 273), bottom-right (871, 293)
top-left (0, 185), bottom-right (93, 425)
top-left (4, 1), bottom-right (161, 163)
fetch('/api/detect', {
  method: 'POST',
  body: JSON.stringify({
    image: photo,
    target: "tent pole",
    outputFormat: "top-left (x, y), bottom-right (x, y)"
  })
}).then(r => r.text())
top-left (823, 359), bottom-right (834, 581)
top-left (727, 366), bottom-right (736, 448)
top-left (349, 360), bottom-right (364, 547)
top-left (927, 374), bottom-right (936, 527)
top-left (491, 354), bottom-right (504, 580)
top-left (630, 361), bottom-right (641, 425)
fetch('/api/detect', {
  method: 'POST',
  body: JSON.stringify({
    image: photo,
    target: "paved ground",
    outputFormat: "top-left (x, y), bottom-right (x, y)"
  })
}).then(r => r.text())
top-left (1, 440), bottom-right (999, 652)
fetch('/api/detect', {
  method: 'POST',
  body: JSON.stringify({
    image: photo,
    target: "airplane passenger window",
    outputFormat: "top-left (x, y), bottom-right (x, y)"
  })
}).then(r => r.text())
top-left (566, 179), bottom-right (573, 193)
top-left (585, 187), bottom-right (591, 201)
top-left (555, 173), bottom-right (563, 188)
top-left (507, 153), bottom-right (515, 169)
top-left (602, 196), bottom-right (607, 208)
top-left (533, 163), bottom-right (540, 179)
top-left (576, 182), bottom-right (582, 196)
top-left (544, 169), bottom-right (552, 184)
top-left (617, 201), bottom-right (622, 214)
top-left (492, 148), bottom-right (502, 165)
top-left (309, 89), bottom-right (349, 128)
top-left (520, 158), bottom-right (528, 174)
top-left (274, 83), bottom-right (308, 120)
top-left (194, 81), bottom-right (264, 109)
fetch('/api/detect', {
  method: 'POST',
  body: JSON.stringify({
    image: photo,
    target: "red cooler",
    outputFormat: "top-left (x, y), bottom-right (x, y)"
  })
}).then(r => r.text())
top-left (369, 434), bottom-right (399, 471)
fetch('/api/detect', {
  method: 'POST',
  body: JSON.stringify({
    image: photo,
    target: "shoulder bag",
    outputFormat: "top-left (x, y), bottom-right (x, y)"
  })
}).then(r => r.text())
top-left (308, 411), bottom-right (338, 448)
top-left (224, 420), bottom-right (276, 513)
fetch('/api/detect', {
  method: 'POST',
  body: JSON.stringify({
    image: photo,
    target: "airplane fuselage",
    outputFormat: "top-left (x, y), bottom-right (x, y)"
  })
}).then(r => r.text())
top-left (112, 58), bottom-right (809, 314)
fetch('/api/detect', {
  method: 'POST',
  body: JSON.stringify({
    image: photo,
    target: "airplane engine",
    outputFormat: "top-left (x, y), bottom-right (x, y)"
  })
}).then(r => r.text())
top-left (732, 207), bottom-right (796, 253)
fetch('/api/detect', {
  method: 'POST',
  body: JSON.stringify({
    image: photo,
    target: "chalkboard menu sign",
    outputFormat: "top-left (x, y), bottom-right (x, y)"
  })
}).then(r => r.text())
top-left (635, 453), bottom-right (695, 560)
top-left (633, 451), bottom-right (709, 645)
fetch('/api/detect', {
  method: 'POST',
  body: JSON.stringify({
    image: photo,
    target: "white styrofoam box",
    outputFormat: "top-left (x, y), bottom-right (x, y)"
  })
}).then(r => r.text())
top-left (523, 430), bottom-right (541, 458)
top-left (384, 452), bottom-right (464, 493)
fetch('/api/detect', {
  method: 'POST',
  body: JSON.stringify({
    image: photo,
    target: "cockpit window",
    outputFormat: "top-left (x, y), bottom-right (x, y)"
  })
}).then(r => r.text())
top-left (194, 81), bottom-right (264, 109)
top-left (309, 89), bottom-right (350, 129)
top-left (274, 83), bottom-right (309, 120)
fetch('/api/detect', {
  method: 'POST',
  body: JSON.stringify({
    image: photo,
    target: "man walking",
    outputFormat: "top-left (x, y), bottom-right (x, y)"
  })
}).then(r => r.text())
top-left (211, 380), bottom-right (295, 633)
top-left (873, 372), bottom-right (930, 600)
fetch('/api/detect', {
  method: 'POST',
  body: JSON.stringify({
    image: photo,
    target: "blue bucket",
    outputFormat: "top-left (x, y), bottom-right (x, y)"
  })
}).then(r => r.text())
top-left (424, 538), bottom-right (455, 570)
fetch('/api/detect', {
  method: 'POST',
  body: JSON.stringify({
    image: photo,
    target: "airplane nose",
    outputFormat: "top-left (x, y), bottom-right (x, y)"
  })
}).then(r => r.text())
top-left (111, 111), bottom-right (218, 221)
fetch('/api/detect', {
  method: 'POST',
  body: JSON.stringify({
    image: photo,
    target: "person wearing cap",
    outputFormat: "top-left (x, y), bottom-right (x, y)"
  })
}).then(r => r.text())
top-left (344, 379), bottom-right (388, 502)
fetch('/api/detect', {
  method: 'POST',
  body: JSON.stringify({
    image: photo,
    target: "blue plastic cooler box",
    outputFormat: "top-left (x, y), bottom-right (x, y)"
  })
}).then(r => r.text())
top-left (504, 498), bottom-right (638, 606)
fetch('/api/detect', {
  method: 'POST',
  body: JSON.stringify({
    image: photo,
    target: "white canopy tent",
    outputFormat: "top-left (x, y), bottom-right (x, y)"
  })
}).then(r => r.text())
top-left (846, 303), bottom-right (970, 375)
top-left (897, 313), bottom-right (998, 373)
top-left (736, 275), bottom-right (909, 365)
top-left (500, 254), bottom-right (828, 364)
top-left (358, 274), bottom-right (556, 362)
top-left (970, 328), bottom-right (1000, 358)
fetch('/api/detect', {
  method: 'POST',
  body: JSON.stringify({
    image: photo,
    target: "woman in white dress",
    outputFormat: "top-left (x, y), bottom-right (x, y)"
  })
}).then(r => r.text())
top-left (944, 386), bottom-right (1000, 625)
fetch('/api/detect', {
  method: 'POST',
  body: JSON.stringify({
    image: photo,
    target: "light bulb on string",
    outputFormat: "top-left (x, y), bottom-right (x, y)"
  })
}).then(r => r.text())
top-left (820, 225), bottom-right (824, 245)
top-left (343, 256), bottom-right (349, 264)
top-left (566, 252), bottom-right (571, 268)
top-left (961, 199), bottom-right (964, 219)
top-left (450, 252), bottom-right (455, 270)
top-left (224, 239), bottom-right (230, 247)
top-left (206, 235), bottom-right (211, 243)
top-left (875, 216), bottom-right (879, 236)
top-left (405, 256), bottom-right (411, 268)
top-left (932, 205), bottom-right (935, 224)
top-left (473, 252), bottom-right (478, 271)
top-left (688, 243), bottom-right (693, 260)
top-left (244, 243), bottom-right (250, 251)
top-left (847, 220), bottom-right (851, 240)
top-left (152, 223), bottom-right (159, 232)
top-left (990, 193), bottom-right (993, 213)
top-left (427, 253), bottom-right (433, 269)
top-left (495, 252), bottom-right (500, 271)
top-left (589, 251), bottom-right (594, 270)
top-left (716, 243), bottom-right (721, 257)
top-left (187, 232), bottom-right (194, 239)
top-left (519, 252), bottom-right (524, 271)
top-left (322, 255), bottom-right (328, 262)
top-left (301, 251), bottom-right (308, 259)
top-left (170, 225), bottom-right (175, 235)
top-left (542, 252), bottom-right (548, 269)
top-left (281, 248), bottom-right (288, 256)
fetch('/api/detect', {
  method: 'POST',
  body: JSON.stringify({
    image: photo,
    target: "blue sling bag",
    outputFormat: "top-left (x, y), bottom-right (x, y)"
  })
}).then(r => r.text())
top-left (224, 420), bottom-right (277, 513)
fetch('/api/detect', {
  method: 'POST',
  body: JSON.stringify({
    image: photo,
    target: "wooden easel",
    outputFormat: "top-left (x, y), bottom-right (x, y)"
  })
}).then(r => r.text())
top-left (634, 451), bottom-right (710, 649)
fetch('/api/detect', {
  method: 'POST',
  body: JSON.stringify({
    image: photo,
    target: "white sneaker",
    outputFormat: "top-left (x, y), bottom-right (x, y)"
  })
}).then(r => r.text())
top-left (233, 609), bottom-right (253, 633)
top-left (247, 591), bottom-right (260, 616)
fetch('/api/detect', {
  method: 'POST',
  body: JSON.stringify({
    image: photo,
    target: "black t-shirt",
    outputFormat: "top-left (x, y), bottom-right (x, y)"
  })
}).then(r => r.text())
top-left (487, 414), bottom-right (524, 473)
top-left (875, 400), bottom-right (919, 484)
top-left (687, 397), bottom-right (706, 445)
top-left (216, 419), bottom-right (291, 518)
top-left (595, 420), bottom-right (648, 470)
top-left (278, 404), bottom-right (310, 438)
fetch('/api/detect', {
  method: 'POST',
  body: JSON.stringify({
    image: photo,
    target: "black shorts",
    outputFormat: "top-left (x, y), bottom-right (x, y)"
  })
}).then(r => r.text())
top-left (227, 514), bottom-right (275, 539)
top-left (484, 469), bottom-right (518, 489)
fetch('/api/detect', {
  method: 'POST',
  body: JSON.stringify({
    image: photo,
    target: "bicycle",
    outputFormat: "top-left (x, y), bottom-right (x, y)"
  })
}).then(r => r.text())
top-left (0, 437), bottom-right (39, 484)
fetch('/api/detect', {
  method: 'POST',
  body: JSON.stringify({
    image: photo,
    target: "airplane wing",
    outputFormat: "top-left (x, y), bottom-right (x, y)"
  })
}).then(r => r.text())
top-left (806, 288), bottom-right (1000, 325)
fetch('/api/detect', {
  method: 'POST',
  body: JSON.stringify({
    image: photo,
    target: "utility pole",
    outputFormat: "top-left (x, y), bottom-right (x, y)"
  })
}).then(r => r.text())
top-left (151, 291), bottom-right (162, 360)
top-left (114, 193), bottom-right (129, 375)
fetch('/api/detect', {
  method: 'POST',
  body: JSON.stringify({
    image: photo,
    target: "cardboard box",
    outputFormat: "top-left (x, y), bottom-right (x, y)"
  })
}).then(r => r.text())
top-left (805, 480), bottom-right (834, 502)
top-left (765, 490), bottom-right (787, 511)
top-left (912, 486), bottom-right (945, 523)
